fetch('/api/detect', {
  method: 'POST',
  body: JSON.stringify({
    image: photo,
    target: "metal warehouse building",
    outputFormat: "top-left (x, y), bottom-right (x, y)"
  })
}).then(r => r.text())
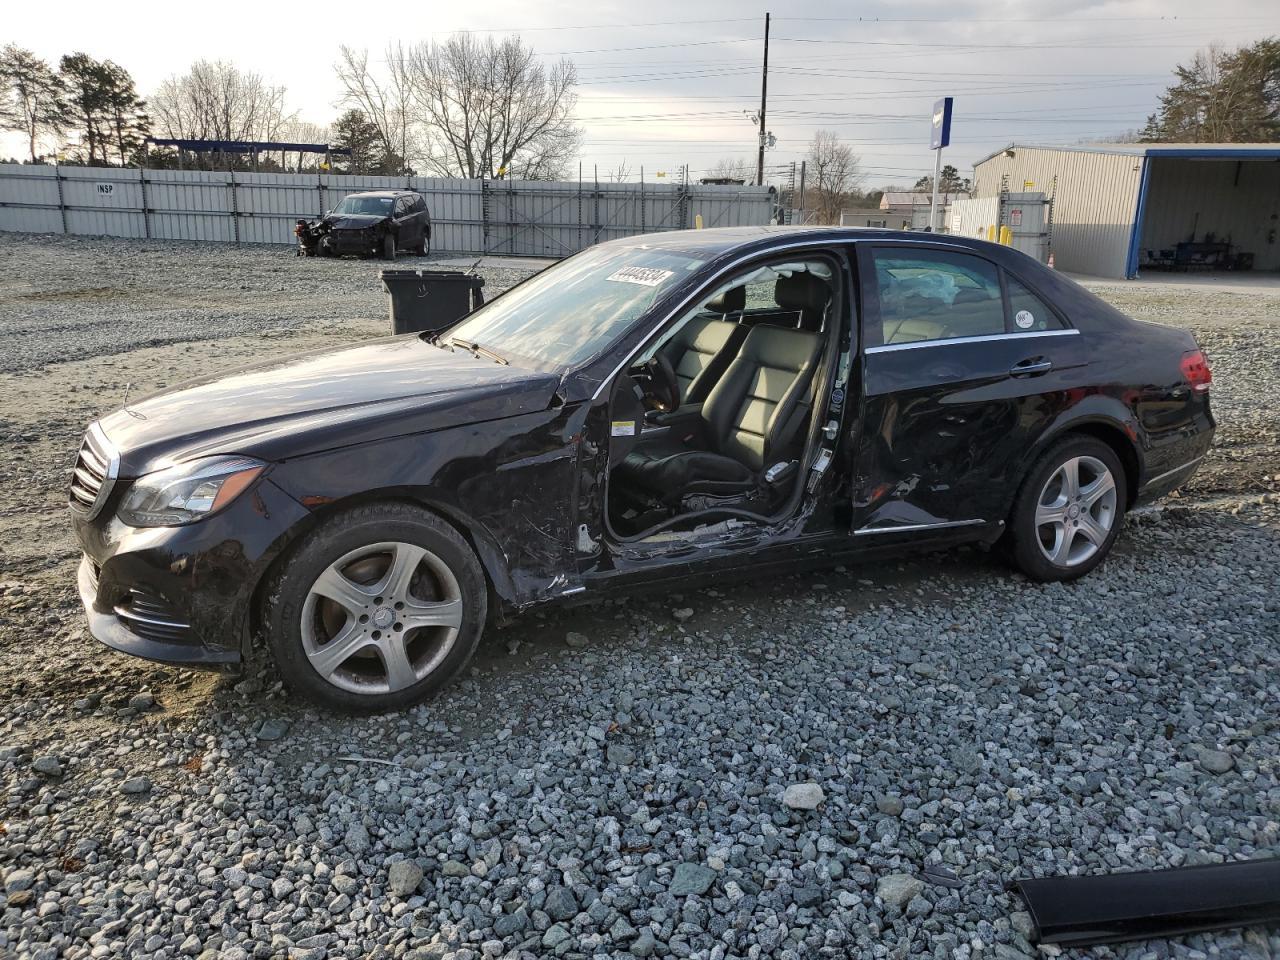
top-left (972, 143), bottom-right (1280, 279)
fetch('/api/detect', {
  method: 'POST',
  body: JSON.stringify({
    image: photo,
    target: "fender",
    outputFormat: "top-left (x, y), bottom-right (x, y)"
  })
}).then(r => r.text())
top-left (1008, 394), bottom-right (1145, 511)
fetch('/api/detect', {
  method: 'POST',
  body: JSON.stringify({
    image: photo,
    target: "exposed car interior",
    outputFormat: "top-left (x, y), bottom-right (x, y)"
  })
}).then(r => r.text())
top-left (876, 256), bottom-right (1006, 344)
top-left (607, 259), bottom-right (836, 538)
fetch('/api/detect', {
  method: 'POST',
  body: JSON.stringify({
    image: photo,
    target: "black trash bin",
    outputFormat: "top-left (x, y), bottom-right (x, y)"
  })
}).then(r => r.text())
top-left (380, 269), bottom-right (485, 335)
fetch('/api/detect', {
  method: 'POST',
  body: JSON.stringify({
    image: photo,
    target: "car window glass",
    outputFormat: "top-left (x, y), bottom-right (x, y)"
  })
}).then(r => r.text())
top-left (1005, 274), bottom-right (1064, 332)
top-left (447, 244), bottom-right (706, 370)
top-left (872, 249), bottom-right (1004, 345)
top-left (333, 196), bottom-right (394, 215)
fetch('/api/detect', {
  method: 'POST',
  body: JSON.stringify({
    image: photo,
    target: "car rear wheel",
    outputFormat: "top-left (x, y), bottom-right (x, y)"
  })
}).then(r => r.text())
top-left (263, 503), bottom-right (486, 712)
top-left (1008, 436), bottom-right (1126, 582)
top-left (381, 234), bottom-right (396, 260)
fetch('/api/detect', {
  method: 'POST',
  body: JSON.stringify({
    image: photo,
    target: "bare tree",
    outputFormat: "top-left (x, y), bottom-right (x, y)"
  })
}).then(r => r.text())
top-left (0, 44), bottom-right (66, 162)
top-left (607, 159), bottom-right (632, 183)
top-left (278, 119), bottom-right (332, 172)
top-left (709, 157), bottom-right (752, 184)
top-left (806, 130), bottom-right (863, 225)
top-left (334, 45), bottom-right (414, 175)
top-left (151, 61), bottom-right (295, 166)
top-left (405, 33), bottom-right (580, 179)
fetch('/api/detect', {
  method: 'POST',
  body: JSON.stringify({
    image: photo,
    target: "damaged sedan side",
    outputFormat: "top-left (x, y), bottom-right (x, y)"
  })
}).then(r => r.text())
top-left (69, 226), bottom-right (1214, 713)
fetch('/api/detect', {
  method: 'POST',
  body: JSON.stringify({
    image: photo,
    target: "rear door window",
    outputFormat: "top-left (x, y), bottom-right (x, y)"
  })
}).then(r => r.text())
top-left (1004, 274), bottom-right (1065, 332)
top-left (871, 249), bottom-right (1005, 345)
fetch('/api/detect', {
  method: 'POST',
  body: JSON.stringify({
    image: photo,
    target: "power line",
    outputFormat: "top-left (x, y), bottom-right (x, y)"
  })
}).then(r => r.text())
top-left (777, 14), bottom-right (1274, 22)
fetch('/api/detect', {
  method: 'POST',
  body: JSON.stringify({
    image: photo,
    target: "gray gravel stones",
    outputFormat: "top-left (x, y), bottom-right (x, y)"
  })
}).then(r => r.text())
top-left (630, 928), bottom-right (657, 957)
top-left (4, 869), bottom-right (35, 893)
top-left (254, 716), bottom-right (289, 740)
top-left (668, 862), bottom-right (716, 896)
top-left (543, 884), bottom-right (579, 920)
top-left (30, 754), bottom-right (61, 777)
top-left (605, 742), bottom-right (636, 766)
top-left (441, 859), bottom-right (470, 877)
top-left (1198, 747), bottom-right (1236, 774)
top-left (782, 781), bottom-right (825, 810)
top-left (877, 873), bottom-right (925, 909)
top-left (387, 859), bottom-right (423, 897)
top-left (127, 691), bottom-right (155, 711)
top-left (343, 820), bottom-right (370, 854)
top-left (1, 237), bottom-right (1278, 960)
top-left (119, 775), bottom-right (151, 794)
top-left (875, 793), bottom-right (904, 816)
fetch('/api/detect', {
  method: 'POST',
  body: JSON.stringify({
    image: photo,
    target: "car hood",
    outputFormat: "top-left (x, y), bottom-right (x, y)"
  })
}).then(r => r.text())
top-left (97, 336), bottom-right (561, 476)
top-left (322, 214), bottom-right (388, 231)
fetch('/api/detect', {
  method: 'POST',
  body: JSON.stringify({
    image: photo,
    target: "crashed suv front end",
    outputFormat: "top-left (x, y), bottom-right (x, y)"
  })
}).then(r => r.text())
top-left (295, 214), bottom-right (392, 258)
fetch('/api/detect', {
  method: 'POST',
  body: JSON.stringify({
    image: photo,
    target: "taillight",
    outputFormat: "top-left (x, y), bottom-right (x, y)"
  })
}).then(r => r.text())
top-left (1180, 349), bottom-right (1212, 393)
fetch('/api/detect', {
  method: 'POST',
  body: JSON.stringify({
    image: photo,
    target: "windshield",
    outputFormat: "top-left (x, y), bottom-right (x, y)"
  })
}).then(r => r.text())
top-left (333, 195), bottom-right (394, 216)
top-left (446, 244), bottom-right (705, 369)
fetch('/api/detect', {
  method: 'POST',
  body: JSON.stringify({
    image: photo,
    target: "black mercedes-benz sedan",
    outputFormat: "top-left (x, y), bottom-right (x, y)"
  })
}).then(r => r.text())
top-left (70, 227), bottom-right (1214, 712)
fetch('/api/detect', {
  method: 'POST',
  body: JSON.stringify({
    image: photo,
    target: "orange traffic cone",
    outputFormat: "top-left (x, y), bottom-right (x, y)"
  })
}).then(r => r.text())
top-left (1047, 252), bottom-right (1056, 269)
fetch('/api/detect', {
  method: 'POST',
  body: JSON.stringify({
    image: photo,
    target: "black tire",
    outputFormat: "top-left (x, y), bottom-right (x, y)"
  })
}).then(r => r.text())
top-left (381, 233), bottom-right (396, 260)
top-left (1007, 435), bottom-right (1127, 582)
top-left (414, 235), bottom-right (429, 257)
top-left (263, 503), bottom-right (487, 713)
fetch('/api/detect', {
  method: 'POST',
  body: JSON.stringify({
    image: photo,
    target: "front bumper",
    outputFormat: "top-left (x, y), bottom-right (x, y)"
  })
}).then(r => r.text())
top-left (327, 230), bottom-right (381, 255)
top-left (73, 478), bottom-right (311, 669)
top-left (77, 555), bottom-right (237, 668)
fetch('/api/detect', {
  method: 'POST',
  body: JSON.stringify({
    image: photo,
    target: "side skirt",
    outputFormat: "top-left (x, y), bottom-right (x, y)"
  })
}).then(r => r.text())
top-left (1016, 858), bottom-right (1280, 947)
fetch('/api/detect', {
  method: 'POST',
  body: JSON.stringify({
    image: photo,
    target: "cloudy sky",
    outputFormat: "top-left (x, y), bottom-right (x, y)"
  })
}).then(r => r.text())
top-left (4, 0), bottom-right (1275, 187)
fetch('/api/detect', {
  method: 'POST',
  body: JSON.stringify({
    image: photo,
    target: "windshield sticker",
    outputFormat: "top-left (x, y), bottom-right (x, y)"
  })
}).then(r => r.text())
top-left (1015, 309), bottom-right (1036, 329)
top-left (606, 267), bottom-right (675, 287)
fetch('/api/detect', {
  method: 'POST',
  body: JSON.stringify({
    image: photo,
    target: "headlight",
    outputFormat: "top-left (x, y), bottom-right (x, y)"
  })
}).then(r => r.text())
top-left (118, 456), bottom-right (266, 527)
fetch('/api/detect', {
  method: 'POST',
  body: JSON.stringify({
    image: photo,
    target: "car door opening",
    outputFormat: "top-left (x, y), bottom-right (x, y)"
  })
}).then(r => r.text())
top-left (604, 257), bottom-right (841, 540)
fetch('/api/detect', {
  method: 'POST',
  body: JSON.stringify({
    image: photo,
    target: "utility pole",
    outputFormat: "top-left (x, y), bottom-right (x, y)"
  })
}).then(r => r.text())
top-left (756, 12), bottom-right (770, 187)
top-left (797, 160), bottom-right (807, 224)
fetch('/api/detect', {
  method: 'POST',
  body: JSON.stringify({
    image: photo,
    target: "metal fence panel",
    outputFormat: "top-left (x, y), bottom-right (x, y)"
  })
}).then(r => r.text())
top-left (0, 164), bottom-right (774, 255)
top-left (0, 165), bottom-right (63, 233)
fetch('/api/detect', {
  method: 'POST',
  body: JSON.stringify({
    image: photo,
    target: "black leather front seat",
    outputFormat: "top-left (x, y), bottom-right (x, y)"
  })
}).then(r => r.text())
top-left (657, 286), bottom-right (746, 406)
top-left (618, 322), bottom-right (824, 503)
top-left (776, 271), bottom-right (831, 331)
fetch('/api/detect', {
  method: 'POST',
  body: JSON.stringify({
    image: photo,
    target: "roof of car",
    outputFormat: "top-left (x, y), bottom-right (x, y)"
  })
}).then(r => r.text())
top-left (609, 224), bottom-right (1001, 258)
top-left (345, 189), bottom-right (420, 198)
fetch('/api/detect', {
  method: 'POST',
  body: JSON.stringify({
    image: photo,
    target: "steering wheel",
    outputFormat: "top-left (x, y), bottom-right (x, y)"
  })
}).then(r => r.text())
top-left (635, 353), bottom-right (680, 413)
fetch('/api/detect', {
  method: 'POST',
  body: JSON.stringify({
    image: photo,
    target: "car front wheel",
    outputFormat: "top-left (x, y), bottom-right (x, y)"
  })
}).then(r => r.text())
top-left (263, 503), bottom-right (487, 712)
top-left (1008, 436), bottom-right (1126, 582)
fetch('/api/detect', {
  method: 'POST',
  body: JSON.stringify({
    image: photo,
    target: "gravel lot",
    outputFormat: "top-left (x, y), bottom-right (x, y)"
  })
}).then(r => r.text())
top-left (1, 234), bottom-right (1277, 960)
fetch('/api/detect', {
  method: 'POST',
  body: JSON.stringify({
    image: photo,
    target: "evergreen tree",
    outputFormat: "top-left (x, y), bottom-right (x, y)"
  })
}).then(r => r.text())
top-left (1143, 38), bottom-right (1279, 143)
top-left (59, 53), bottom-right (148, 165)
top-left (0, 44), bottom-right (66, 162)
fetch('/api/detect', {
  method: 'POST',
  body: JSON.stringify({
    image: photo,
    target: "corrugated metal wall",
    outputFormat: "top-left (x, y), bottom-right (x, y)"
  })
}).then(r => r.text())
top-left (0, 165), bottom-right (775, 256)
top-left (973, 147), bottom-right (1142, 278)
top-left (1140, 158), bottom-right (1280, 271)
top-left (948, 196), bottom-right (1000, 239)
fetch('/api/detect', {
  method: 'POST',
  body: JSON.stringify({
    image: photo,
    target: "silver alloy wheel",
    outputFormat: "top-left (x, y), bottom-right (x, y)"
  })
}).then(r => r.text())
top-left (300, 541), bottom-right (463, 695)
top-left (1035, 455), bottom-right (1118, 567)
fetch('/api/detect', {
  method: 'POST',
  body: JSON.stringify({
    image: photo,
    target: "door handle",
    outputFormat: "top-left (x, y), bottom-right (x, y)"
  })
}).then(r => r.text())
top-left (1010, 357), bottom-right (1053, 376)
